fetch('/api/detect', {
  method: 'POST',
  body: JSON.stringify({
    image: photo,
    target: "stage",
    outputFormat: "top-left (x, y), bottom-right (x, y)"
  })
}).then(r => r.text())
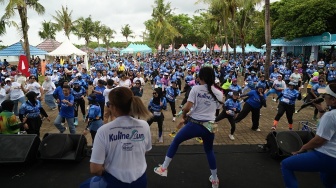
top-left (1, 145), bottom-right (323, 188)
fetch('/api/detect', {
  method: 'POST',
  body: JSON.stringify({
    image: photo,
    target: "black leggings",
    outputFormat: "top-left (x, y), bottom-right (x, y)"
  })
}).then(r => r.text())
top-left (74, 98), bottom-right (86, 117)
top-left (26, 117), bottom-right (42, 137)
top-left (167, 100), bottom-right (176, 117)
top-left (147, 113), bottom-right (164, 137)
top-left (215, 110), bottom-right (236, 135)
top-left (98, 101), bottom-right (105, 120)
top-left (235, 102), bottom-right (260, 130)
top-left (274, 102), bottom-right (295, 124)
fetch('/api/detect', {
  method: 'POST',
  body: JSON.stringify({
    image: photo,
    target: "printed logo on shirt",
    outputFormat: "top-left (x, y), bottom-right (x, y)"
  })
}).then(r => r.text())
top-left (109, 130), bottom-right (144, 142)
top-left (122, 143), bottom-right (134, 151)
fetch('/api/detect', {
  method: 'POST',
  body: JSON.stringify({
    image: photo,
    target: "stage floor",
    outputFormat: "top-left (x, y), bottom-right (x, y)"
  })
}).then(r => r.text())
top-left (1, 145), bottom-right (323, 188)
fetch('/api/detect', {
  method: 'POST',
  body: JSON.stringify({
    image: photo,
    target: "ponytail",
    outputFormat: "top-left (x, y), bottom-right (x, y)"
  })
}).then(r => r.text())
top-left (199, 67), bottom-right (223, 104)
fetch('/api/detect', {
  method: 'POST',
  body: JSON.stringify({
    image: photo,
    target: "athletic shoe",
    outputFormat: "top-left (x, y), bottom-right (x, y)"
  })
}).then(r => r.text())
top-left (209, 175), bottom-right (219, 188)
top-left (289, 128), bottom-right (293, 131)
top-left (169, 131), bottom-right (177, 138)
top-left (158, 136), bottom-right (163, 143)
top-left (252, 128), bottom-right (261, 132)
top-left (51, 108), bottom-right (57, 111)
top-left (60, 127), bottom-right (68, 133)
top-left (195, 137), bottom-right (203, 143)
top-left (271, 126), bottom-right (276, 131)
top-left (228, 134), bottom-right (235, 140)
top-left (179, 105), bottom-right (183, 108)
top-left (295, 110), bottom-right (298, 114)
top-left (172, 117), bottom-right (176, 122)
top-left (61, 122), bottom-right (65, 126)
top-left (272, 98), bottom-right (276, 102)
top-left (154, 165), bottom-right (168, 177)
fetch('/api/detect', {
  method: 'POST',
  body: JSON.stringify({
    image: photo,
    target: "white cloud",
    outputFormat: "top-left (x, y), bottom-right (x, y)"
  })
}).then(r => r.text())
top-left (0, 0), bottom-right (207, 46)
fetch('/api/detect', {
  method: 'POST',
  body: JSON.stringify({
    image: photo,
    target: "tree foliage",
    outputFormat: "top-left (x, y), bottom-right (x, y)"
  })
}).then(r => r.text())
top-left (38, 20), bottom-right (57, 40)
top-left (53, 5), bottom-right (74, 39)
top-left (271, 0), bottom-right (336, 40)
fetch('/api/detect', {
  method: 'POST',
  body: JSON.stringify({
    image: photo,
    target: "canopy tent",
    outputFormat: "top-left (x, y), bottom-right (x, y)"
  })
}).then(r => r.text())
top-left (222, 44), bottom-right (233, 53)
top-left (120, 43), bottom-right (152, 55)
top-left (94, 47), bottom-right (107, 53)
top-left (201, 44), bottom-right (210, 52)
top-left (0, 41), bottom-right (48, 56)
top-left (245, 44), bottom-right (261, 53)
top-left (178, 44), bottom-right (187, 52)
top-left (213, 44), bottom-right (221, 52)
top-left (186, 44), bottom-right (199, 54)
top-left (36, 39), bottom-right (61, 52)
top-left (108, 47), bottom-right (120, 52)
top-left (235, 46), bottom-right (243, 53)
top-left (48, 38), bottom-right (88, 69)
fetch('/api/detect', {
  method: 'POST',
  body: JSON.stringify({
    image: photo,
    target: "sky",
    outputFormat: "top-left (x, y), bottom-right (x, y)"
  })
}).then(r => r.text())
top-left (0, 0), bottom-right (208, 46)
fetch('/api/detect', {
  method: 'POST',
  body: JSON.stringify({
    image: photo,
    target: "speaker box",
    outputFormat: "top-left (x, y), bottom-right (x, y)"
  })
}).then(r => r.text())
top-left (0, 134), bottom-right (41, 163)
top-left (265, 131), bottom-right (315, 159)
top-left (39, 133), bottom-right (87, 162)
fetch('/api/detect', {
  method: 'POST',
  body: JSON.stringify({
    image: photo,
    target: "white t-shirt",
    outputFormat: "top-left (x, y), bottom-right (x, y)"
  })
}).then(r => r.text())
top-left (0, 88), bottom-right (6, 104)
top-left (119, 79), bottom-right (132, 88)
top-left (188, 85), bottom-right (223, 121)
top-left (90, 116), bottom-right (152, 183)
top-left (7, 82), bottom-right (25, 100)
top-left (93, 77), bottom-right (105, 87)
top-left (273, 80), bottom-right (286, 90)
top-left (25, 82), bottom-right (42, 97)
top-left (111, 76), bottom-right (120, 86)
top-left (133, 77), bottom-right (145, 85)
top-left (315, 110), bottom-right (336, 158)
top-left (43, 82), bottom-right (56, 95)
top-left (290, 73), bottom-right (301, 84)
top-left (103, 87), bottom-right (114, 105)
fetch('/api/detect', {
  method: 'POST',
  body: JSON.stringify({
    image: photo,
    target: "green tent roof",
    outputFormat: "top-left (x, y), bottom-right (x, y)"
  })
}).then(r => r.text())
top-left (270, 32), bottom-right (336, 47)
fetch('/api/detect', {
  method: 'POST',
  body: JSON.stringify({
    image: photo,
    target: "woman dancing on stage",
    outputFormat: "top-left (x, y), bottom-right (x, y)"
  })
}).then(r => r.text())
top-left (154, 67), bottom-right (223, 188)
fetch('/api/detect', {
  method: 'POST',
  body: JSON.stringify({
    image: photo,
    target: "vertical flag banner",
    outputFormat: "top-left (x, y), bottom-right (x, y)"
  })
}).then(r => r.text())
top-left (18, 55), bottom-right (30, 77)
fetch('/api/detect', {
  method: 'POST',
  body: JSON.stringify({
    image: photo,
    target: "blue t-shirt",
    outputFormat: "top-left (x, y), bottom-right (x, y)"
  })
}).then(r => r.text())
top-left (246, 90), bottom-right (266, 109)
top-left (280, 88), bottom-right (300, 105)
top-left (59, 94), bottom-right (75, 118)
top-left (94, 85), bottom-right (106, 102)
top-left (19, 100), bottom-right (42, 118)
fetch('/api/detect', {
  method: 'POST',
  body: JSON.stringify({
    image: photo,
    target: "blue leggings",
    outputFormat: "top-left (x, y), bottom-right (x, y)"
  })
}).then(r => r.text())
top-left (80, 172), bottom-right (147, 188)
top-left (166, 121), bottom-right (216, 169)
top-left (281, 150), bottom-right (336, 188)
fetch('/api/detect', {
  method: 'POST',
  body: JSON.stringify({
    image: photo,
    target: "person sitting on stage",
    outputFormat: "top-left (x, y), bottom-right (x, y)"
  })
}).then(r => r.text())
top-left (19, 91), bottom-right (50, 137)
top-left (80, 87), bottom-right (152, 188)
top-left (0, 100), bottom-right (28, 134)
top-left (281, 83), bottom-right (336, 188)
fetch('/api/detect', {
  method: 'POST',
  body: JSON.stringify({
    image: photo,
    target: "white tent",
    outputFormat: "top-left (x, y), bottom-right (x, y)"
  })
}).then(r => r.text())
top-left (48, 38), bottom-right (88, 69)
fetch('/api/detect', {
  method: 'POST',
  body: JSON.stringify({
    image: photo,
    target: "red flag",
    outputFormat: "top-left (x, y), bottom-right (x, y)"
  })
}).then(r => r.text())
top-left (18, 55), bottom-right (30, 77)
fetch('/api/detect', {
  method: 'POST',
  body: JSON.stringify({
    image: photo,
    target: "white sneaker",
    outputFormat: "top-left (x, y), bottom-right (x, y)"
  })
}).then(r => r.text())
top-left (209, 175), bottom-right (219, 188)
top-left (158, 136), bottom-right (163, 143)
top-left (172, 117), bottom-right (176, 122)
top-left (154, 165), bottom-right (168, 177)
top-left (252, 128), bottom-right (261, 132)
top-left (228, 134), bottom-right (235, 140)
top-left (272, 98), bottom-right (276, 102)
top-left (271, 126), bottom-right (276, 131)
top-left (295, 110), bottom-right (298, 114)
top-left (61, 123), bottom-right (65, 126)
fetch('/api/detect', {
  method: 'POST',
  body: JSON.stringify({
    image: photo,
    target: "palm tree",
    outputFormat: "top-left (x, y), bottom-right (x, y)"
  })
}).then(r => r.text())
top-left (151, 0), bottom-right (180, 55)
top-left (53, 5), bottom-right (74, 39)
top-left (38, 20), bottom-right (57, 40)
top-left (0, 0), bottom-right (45, 63)
top-left (121, 24), bottom-right (133, 45)
top-left (0, 15), bottom-right (18, 36)
top-left (101, 25), bottom-right (116, 50)
top-left (73, 16), bottom-right (94, 47)
top-left (92, 21), bottom-right (102, 52)
top-left (264, 0), bottom-right (271, 79)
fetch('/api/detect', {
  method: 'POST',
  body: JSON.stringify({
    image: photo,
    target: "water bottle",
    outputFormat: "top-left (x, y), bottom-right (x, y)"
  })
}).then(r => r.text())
top-left (176, 110), bottom-right (183, 117)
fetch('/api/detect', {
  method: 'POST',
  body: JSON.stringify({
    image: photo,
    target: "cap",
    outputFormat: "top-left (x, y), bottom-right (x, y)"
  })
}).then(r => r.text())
top-left (250, 71), bottom-right (256, 74)
top-left (171, 79), bottom-right (177, 83)
top-left (5, 78), bottom-right (11, 82)
top-left (53, 70), bottom-right (58, 73)
top-left (288, 81), bottom-right (296, 86)
top-left (76, 73), bottom-right (81, 77)
top-left (232, 78), bottom-right (237, 82)
top-left (277, 74), bottom-right (282, 77)
top-left (164, 73), bottom-right (169, 76)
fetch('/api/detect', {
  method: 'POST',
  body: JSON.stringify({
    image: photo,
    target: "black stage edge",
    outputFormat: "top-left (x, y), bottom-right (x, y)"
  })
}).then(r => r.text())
top-left (0, 145), bottom-right (323, 188)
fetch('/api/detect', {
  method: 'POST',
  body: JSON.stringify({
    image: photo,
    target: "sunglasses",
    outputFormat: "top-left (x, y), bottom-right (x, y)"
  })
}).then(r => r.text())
top-left (319, 80), bottom-right (324, 83)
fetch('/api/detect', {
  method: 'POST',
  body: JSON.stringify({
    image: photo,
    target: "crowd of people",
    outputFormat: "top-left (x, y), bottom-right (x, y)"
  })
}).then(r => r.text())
top-left (0, 52), bottom-right (335, 188)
